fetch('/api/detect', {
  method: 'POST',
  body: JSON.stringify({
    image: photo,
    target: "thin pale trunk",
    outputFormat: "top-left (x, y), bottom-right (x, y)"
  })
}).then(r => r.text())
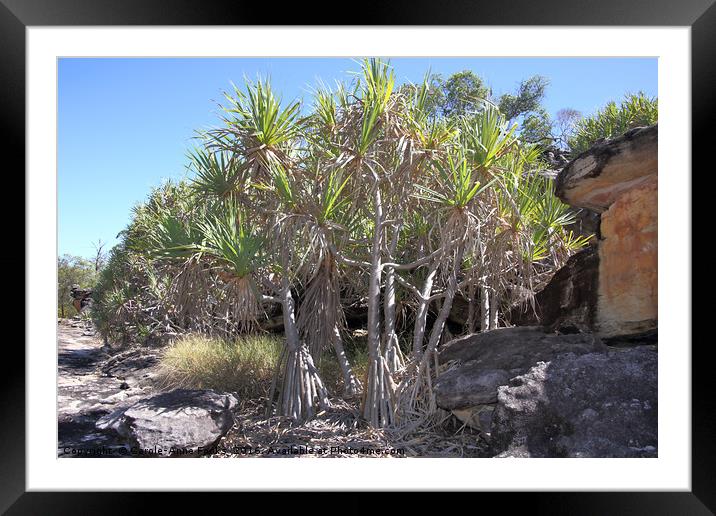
top-left (281, 281), bottom-right (300, 353)
top-left (466, 283), bottom-right (476, 334)
top-left (383, 266), bottom-right (403, 373)
top-left (383, 224), bottom-right (403, 373)
top-left (366, 183), bottom-right (383, 362)
top-left (422, 253), bottom-right (462, 366)
top-left (332, 325), bottom-right (360, 396)
top-left (489, 289), bottom-right (499, 330)
top-left (274, 278), bottom-right (329, 421)
top-left (399, 246), bottom-right (465, 425)
top-left (412, 261), bottom-right (439, 360)
top-left (362, 180), bottom-right (394, 427)
top-left (480, 285), bottom-right (490, 332)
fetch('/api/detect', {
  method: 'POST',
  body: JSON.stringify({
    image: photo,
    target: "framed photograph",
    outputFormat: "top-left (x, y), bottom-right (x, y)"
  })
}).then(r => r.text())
top-left (6, 0), bottom-right (709, 510)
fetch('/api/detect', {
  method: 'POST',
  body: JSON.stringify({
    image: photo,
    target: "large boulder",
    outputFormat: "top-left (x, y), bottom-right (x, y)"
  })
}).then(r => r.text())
top-left (555, 125), bottom-right (657, 212)
top-left (596, 175), bottom-right (657, 337)
top-left (512, 125), bottom-right (657, 339)
top-left (96, 389), bottom-right (238, 455)
top-left (70, 284), bottom-right (93, 313)
top-left (490, 346), bottom-right (657, 458)
top-left (435, 327), bottom-right (605, 410)
top-left (509, 248), bottom-right (599, 333)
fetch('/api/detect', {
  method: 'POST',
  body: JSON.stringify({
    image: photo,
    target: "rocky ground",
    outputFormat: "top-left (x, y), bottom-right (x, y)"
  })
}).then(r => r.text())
top-left (57, 320), bottom-right (163, 457)
top-left (58, 320), bottom-right (488, 458)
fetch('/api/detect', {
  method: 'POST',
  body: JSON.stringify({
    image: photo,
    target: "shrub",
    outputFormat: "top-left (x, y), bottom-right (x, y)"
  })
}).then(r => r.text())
top-left (159, 333), bottom-right (283, 399)
top-left (569, 92), bottom-right (658, 154)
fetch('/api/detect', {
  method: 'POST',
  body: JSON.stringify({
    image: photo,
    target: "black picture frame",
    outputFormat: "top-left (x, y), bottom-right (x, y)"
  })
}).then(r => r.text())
top-left (4, 0), bottom-right (709, 511)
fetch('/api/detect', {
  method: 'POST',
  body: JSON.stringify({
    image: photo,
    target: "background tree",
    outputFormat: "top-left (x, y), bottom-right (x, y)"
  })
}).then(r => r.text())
top-left (440, 70), bottom-right (492, 118)
top-left (91, 239), bottom-right (107, 272)
top-left (57, 254), bottom-right (97, 317)
top-left (553, 108), bottom-right (582, 149)
top-left (498, 75), bottom-right (550, 122)
top-left (519, 107), bottom-right (554, 145)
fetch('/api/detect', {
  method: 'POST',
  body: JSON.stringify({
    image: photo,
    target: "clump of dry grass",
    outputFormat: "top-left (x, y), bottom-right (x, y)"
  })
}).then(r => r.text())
top-left (159, 331), bottom-right (372, 401)
top-left (158, 333), bottom-right (283, 399)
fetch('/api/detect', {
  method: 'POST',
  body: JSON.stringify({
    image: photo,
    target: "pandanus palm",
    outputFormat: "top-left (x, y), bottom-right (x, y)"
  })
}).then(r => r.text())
top-left (205, 80), bottom-right (334, 421)
top-left (349, 59), bottom-right (399, 427)
top-left (195, 202), bottom-right (267, 331)
top-left (129, 61), bottom-right (592, 430)
top-left (209, 78), bottom-right (302, 184)
top-left (294, 163), bottom-right (362, 396)
top-left (391, 107), bottom-right (516, 428)
top-left (489, 144), bottom-right (591, 321)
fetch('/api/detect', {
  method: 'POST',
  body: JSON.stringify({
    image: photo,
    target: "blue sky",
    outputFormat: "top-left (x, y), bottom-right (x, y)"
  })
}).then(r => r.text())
top-left (58, 57), bottom-right (657, 258)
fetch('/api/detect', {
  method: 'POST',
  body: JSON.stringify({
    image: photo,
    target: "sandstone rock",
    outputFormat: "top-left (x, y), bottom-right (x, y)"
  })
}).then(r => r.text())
top-left (439, 326), bottom-right (604, 365)
top-left (437, 368), bottom-right (510, 408)
top-left (58, 324), bottom-right (163, 456)
top-left (512, 124), bottom-right (657, 339)
top-left (70, 284), bottom-right (93, 313)
top-left (555, 125), bottom-right (657, 212)
top-left (509, 247), bottom-right (599, 333)
top-left (565, 207), bottom-right (601, 241)
top-left (435, 328), bottom-right (604, 410)
top-left (96, 389), bottom-right (238, 455)
top-left (490, 346), bottom-right (657, 458)
top-left (596, 175), bottom-right (657, 338)
top-left (541, 145), bottom-right (570, 170)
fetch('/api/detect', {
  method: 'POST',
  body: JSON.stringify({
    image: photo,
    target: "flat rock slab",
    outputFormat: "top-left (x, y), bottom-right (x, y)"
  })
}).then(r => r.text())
top-left (96, 389), bottom-right (239, 455)
top-left (491, 346), bottom-right (657, 458)
top-left (435, 328), bottom-right (604, 410)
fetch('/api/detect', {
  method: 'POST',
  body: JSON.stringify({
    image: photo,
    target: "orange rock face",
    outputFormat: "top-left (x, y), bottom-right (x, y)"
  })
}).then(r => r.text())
top-left (596, 176), bottom-right (657, 337)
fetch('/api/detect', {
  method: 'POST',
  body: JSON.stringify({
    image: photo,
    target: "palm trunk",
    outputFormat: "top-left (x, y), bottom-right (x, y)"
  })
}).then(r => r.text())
top-left (362, 180), bottom-right (394, 427)
top-left (383, 224), bottom-right (404, 373)
top-left (489, 289), bottom-right (499, 330)
top-left (398, 246), bottom-right (465, 425)
top-left (281, 280), bottom-right (301, 352)
top-left (332, 325), bottom-right (360, 396)
top-left (422, 247), bottom-right (464, 367)
top-left (466, 283), bottom-right (476, 334)
top-left (274, 278), bottom-right (329, 421)
top-left (383, 266), bottom-right (403, 372)
top-left (411, 261), bottom-right (439, 359)
top-left (480, 285), bottom-right (490, 332)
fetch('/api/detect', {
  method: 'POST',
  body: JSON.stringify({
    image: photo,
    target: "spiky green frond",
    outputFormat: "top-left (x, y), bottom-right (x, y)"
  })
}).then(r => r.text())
top-left (461, 104), bottom-right (517, 169)
top-left (223, 77), bottom-right (302, 150)
top-left (197, 202), bottom-right (265, 279)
